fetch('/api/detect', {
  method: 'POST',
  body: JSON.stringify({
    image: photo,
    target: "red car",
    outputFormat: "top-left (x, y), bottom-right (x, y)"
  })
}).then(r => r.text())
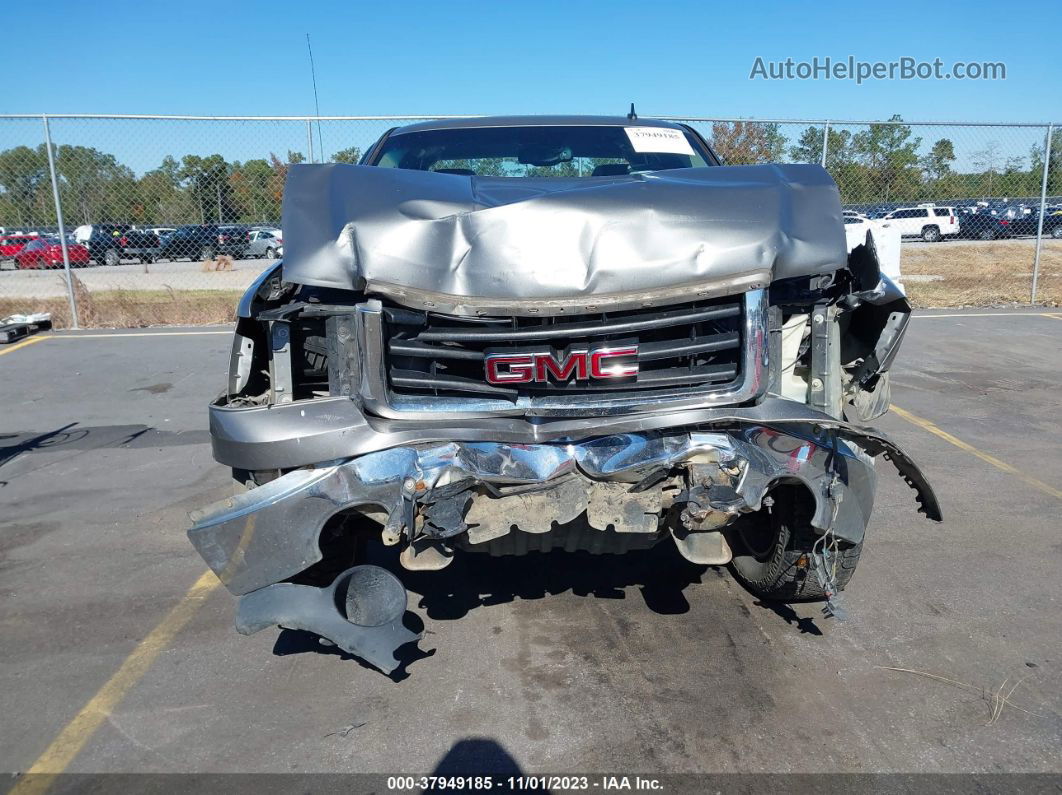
top-left (0, 234), bottom-right (39, 259)
top-left (14, 238), bottom-right (91, 269)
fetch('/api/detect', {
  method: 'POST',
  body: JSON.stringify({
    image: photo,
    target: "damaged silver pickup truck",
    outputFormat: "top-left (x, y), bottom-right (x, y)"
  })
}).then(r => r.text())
top-left (188, 115), bottom-right (941, 673)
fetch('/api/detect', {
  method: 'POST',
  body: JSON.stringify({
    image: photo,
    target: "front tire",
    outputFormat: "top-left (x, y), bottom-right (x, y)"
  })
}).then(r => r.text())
top-left (103, 248), bottom-right (121, 266)
top-left (199, 245), bottom-right (216, 261)
top-left (729, 485), bottom-right (862, 601)
top-left (1052, 226), bottom-right (1062, 239)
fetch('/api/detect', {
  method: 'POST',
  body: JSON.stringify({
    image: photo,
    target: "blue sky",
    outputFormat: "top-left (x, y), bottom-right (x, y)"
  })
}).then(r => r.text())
top-left (4, 0), bottom-right (1057, 122)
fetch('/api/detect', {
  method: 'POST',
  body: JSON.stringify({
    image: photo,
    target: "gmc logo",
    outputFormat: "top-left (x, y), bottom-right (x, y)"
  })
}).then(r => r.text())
top-left (485, 346), bottom-right (639, 385)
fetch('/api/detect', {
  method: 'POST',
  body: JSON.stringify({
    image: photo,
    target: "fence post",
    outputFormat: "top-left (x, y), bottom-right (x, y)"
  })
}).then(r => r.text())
top-left (306, 119), bottom-right (315, 164)
top-left (820, 120), bottom-right (830, 168)
top-left (41, 114), bottom-right (79, 330)
top-left (1031, 123), bottom-right (1053, 304)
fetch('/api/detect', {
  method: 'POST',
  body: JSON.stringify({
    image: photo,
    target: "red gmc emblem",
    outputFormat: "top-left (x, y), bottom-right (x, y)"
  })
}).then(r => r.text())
top-left (485, 345), bottom-right (639, 385)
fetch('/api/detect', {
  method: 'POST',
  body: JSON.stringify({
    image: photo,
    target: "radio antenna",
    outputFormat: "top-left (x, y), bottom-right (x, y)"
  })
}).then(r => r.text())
top-left (306, 34), bottom-right (324, 161)
top-left (627, 103), bottom-right (637, 120)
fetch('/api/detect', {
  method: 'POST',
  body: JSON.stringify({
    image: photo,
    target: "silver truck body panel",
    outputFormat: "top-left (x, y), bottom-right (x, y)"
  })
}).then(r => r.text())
top-left (189, 116), bottom-right (942, 674)
top-left (280, 163), bottom-right (847, 315)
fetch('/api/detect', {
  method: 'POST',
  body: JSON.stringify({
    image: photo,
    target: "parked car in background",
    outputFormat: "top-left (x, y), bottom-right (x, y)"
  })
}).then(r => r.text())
top-left (992, 205), bottom-right (1062, 238)
top-left (881, 205), bottom-right (959, 242)
top-left (14, 237), bottom-right (90, 269)
top-left (929, 206), bottom-right (961, 238)
top-left (0, 233), bottom-right (40, 260)
top-left (958, 210), bottom-right (1014, 240)
top-left (157, 225), bottom-right (248, 261)
top-left (245, 228), bottom-right (283, 259)
top-left (119, 229), bottom-right (162, 263)
top-left (218, 225), bottom-right (251, 258)
top-left (864, 205), bottom-right (894, 219)
top-left (75, 223), bottom-right (132, 265)
top-left (1049, 208), bottom-right (1062, 238)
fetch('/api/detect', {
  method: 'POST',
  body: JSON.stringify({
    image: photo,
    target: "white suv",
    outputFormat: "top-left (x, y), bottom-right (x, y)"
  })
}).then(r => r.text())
top-left (882, 205), bottom-right (960, 242)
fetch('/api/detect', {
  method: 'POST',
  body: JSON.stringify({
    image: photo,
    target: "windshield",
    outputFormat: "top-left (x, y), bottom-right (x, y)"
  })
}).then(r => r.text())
top-left (372, 125), bottom-right (714, 177)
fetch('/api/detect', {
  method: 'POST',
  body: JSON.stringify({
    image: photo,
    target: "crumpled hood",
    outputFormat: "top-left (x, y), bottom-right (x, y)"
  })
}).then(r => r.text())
top-left (281, 162), bottom-right (847, 315)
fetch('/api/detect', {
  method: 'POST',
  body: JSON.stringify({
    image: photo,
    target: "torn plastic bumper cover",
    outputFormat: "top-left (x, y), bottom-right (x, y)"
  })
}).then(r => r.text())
top-left (188, 417), bottom-right (939, 669)
top-left (235, 565), bottom-right (417, 674)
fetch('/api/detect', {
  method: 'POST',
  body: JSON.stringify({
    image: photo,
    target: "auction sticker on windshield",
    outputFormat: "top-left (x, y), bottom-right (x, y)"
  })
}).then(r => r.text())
top-left (624, 126), bottom-right (695, 155)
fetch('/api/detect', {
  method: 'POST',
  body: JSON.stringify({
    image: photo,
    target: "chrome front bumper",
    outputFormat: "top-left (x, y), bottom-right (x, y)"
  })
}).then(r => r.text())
top-left (189, 424), bottom-right (886, 597)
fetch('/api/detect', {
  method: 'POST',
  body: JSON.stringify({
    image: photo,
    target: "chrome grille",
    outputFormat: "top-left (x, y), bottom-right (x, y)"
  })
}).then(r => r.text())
top-left (386, 299), bottom-right (742, 400)
top-left (355, 289), bottom-right (767, 418)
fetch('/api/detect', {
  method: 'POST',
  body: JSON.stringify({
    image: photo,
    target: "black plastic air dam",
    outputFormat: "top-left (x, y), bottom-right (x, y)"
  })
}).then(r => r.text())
top-left (235, 565), bottom-right (417, 674)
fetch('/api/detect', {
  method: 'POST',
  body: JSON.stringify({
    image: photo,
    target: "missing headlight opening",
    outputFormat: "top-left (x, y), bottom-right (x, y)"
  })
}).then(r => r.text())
top-left (187, 115), bottom-right (942, 674)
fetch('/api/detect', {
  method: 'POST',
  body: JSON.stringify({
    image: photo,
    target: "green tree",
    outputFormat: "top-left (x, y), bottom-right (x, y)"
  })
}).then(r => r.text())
top-left (711, 121), bottom-right (786, 164)
top-left (229, 158), bottom-right (277, 222)
top-left (789, 125), bottom-right (854, 170)
top-left (1029, 128), bottom-right (1062, 195)
top-left (178, 154), bottom-right (234, 223)
top-left (331, 146), bottom-right (362, 164)
top-left (971, 142), bottom-right (1002, 198)
top-left (998, 155), bottom-right (1034, 197)
top-left (524, 160), bottom-right (581, 178)
top-left (137, 167), bottom-right (186, 223)
top-left (919, 139), bottom-right (956, 182)
top-left (55, 145), bottom-right (137, 224)
top-left (0, 145), bottom-right (49, 226)
top-left (851, 115), bottom-right (922, 202)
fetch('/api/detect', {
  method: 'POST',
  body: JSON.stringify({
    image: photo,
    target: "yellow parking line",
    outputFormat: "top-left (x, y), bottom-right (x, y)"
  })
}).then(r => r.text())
top-left (1043, 313), bottom-right (1062, 321)
top-left (0, 335), bottom-right (49, 357)
top-left (11, 570), bottom-right (220, 794)
top-left (892, 405), bottom-right (1062, 500)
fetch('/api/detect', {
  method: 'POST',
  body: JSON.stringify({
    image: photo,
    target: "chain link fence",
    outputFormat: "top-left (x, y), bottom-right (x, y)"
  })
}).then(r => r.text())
top-left (0, 114), bottom-right (1059, 327)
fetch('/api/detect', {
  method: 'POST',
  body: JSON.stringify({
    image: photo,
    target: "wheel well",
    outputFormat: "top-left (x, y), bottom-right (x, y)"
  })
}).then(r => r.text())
top-left (726, 479), bottom-right (818, 552)
top-left (762, 479), bottom-right (818, 518)
top-left (287, 507), bottom-right (386, 586)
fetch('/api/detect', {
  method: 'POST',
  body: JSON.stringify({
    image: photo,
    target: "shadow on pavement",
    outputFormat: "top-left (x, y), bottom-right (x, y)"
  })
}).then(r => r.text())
top-left (390, 540), bottom-right (708, 621)
top-left (431, 737), bottom-right (543, 791)
top-left (271, 610), bottom-right (435, 683)
top-left (0, 423), bottom-right (87, 479)
top-left (0, 422), bottom-right (211, 481)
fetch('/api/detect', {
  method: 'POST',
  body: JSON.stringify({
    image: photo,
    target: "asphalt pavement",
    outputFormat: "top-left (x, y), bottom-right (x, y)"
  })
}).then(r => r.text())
top-left (1, 311), bottom-right (1060, 781)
